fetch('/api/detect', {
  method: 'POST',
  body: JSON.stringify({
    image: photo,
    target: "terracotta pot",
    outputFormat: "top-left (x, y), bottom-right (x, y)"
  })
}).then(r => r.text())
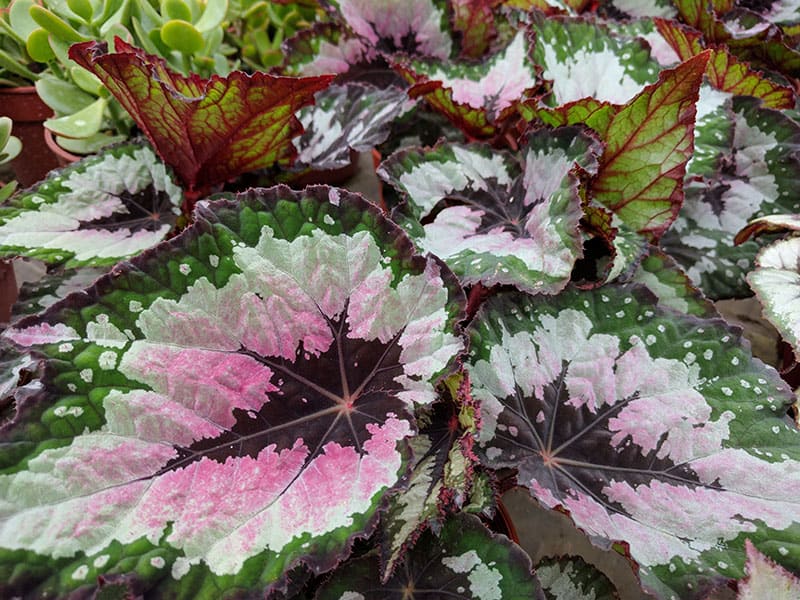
top-left (0, 86), bottom-right (60, 187)
top-left (43, 128), bottom-right (81, 167)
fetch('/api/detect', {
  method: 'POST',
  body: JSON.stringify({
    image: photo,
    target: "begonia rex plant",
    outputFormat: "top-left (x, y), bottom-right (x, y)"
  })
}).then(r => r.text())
top-left (3, 1), bottom-right (800, 599)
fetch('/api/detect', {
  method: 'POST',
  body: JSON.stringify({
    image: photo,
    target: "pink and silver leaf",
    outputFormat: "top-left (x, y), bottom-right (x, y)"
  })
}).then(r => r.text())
top-left (468, 284), bottom-right (800, 599)
top-left (0, 185), bottom-right (466, 598)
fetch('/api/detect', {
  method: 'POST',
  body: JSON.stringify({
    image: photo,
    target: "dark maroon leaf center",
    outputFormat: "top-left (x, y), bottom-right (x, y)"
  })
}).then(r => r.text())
top-left (160, 306), bottom-right (409, 475)
top-left (82, 187), bottom-right (178, 233)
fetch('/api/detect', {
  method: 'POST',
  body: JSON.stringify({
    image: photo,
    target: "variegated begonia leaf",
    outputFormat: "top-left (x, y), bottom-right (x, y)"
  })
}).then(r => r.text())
top-left (322, 0), bottom-right (454, 59)
top-left (468, 284), bottom-right (800, 599)
top-left (653, 18), bottom-right (795, 109)
top-left (381, 378), bottom-right (479, 578)
top-left (536, 555), bottom-right (619, 600)
top-left (592, 52), bottom-right (709, 240)
top-left (69, 38), bottom-right (334, 194)
top-left (317, 513), bottom-right (541, 599)
top-left (0, 185), bottom-right (466, 598)
top-left (451, 0), bottom-right (503, 58)
top-left (661, 93), bottom-right (800, 299)
top-left (12, 267), bottom-right (109, 321)
top-left (738, 540), bottom-right (800, 600)
top-left (294, 83), bottom-right (414, 172)
top-left (0, 141), bottom-right (183, 268)
top-left (627, 247), bottom-right (716, 318)
top-left (530, 16), bottom-right (660, 106)
top-left (396, 30), bottom-right (540, 139)
top-left (745, 236), bottom-right (800, 362)
top-left (379, 127), bottom-right (601, 295)
top-left (0, 343), bottom-right (39, 420)
top-left (278, 22), bottom-right (376, 77)
top-left (521, 97), bottom-right (617, 138)
top-left (600, 0), bottom-right (676, 18)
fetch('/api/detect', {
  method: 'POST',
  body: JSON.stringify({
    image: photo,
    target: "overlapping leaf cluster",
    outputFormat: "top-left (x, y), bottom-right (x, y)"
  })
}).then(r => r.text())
top-left (2, 1), bottom-right (800, 599)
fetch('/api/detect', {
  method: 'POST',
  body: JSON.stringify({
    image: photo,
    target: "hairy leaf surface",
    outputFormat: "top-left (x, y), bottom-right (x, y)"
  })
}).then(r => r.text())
top-left (0, 185), bottom-right (466, 598)
top-left (0, 142), bottom-right (183, 267)
top-left (317, 513), bottom-right (540, 599)
top-left (468, 285), bottom-right (800, 598)
top-left (70, 38), bottom-right (333, 193)
top-left (379, 128), bottom-right (600, 294)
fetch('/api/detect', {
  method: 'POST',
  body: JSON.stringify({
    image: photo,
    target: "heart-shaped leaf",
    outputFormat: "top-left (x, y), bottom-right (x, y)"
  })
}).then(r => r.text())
top-left (468, 284), bottom-right (800, 598)
top-left (0, 141), bottom-right (184, 267)
top-left (0, 185), bottom-right (465, 598)
top-left (69, 38), bottom-right (334, 193)
top-left (380, 127), bottom-right (601, 294)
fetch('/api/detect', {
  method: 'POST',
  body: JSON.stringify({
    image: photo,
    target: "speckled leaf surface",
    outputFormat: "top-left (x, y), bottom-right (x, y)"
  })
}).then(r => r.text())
top-left (746, 237), bottom-right (800, 361)
top-left (294, 83), bottom-right (413, 172)
top-left (0, 142), bottom-right (183, 268)
top-left (12, 267), bottom-right (109, 321)
top-left (397, 30), bottom-right (539, 138)
top-left (592, 52), bottom-right (709, 239)
top-left (70, 39), bottom-right (333, 193)
top-left (467, 284), bottom-right (800, 599)
top-left (738, 540), bottom-right (800, 600)
top-left (628, 248), bottom-right (716, 318)
top-left (379, 128), bottom-right (600, 294)
top-left (317, 513), bottom-right (540, 599)
top-left (530, 17), bottom-right (660, 106)
top-left (0, 185), bottom-right (466, 599)
top-left (661, 94), bottom-right (800, 299)
top-left (536, 555), bottom-right (619, 600)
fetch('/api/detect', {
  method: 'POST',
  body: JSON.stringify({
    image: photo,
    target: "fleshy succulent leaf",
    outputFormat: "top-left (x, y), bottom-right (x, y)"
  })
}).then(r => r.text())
top-left (530, 16), bottom-right (660, 106)
top-left (738, 539), bottom-right (800, 600)
top-left (380, 127), bottom-right (601, 295)
top-left (317, 513), bottom-right (541, 599)
top-left (661, 94), bottom-right (800, 299)
top-left (468, 284), bottom-right (800, 599)
top-left (536, 555), bottom-right (620, 600)
top-left (0, 185), bottom-right (466, 598)
top-left (294, 83), bottom-right (414, 172)
top-left (0, 141), bottom-right (184, 268)
top-left (397, 30), bottom-right (540, 139)
top-left (69, 38), bottom-right (334, 193)
top-left (591, 52), bottom-right (710, 240)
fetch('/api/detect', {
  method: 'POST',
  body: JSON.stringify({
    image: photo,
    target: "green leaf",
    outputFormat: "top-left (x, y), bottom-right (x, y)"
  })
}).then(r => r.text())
top-left (35, 74), bottom-right (95, 115)
top-left (592, 52), bottom-right (710, 240)
top-left (43, 97), bottom-right (106, 138)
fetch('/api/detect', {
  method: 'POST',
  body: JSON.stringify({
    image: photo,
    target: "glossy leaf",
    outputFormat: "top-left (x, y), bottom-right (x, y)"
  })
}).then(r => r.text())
top-left (397, 30), bottom-right (539, 138)
top-left (592, 52), bottom-right (709, 239)
top-left (294, 83), bottom-right (413, 172)
top-left (530, 16), bottom-right (660, 106)
top-left (69, 38), bottom-right (333, 192)
top-left (379, 127), bottom-right (601, 295)
top-left (317, 513), bottom-right (540, 599)
top-left (661, 94), bottom-right (800, 298)
top-left (0, 141), bottom-right (184, 267)
top-left (468, 284), bottom-right (800, 599)
top-left (0, 186), bottom-right (466, 598)
top-left (536, 555), bottom-right (619, 600)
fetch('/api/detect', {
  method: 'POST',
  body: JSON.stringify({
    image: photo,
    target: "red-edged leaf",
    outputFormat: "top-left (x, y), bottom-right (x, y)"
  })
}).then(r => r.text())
top-left (69, 38), bottom-right (333, 194)
top-left (521, 97), bottom-right (617, 138)
top-left (591, 51), bottom-right (710, 240)
top-left (654, 18), bottom-right (795, 109)
top-left (738, 540), bottom-right (800, 600)
top-left (451, 0), bottom-right (502, 59)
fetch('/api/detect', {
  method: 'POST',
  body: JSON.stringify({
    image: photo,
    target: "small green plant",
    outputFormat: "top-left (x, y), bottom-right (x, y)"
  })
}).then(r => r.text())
top-left (0, 116), bottom-right (20, 201)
